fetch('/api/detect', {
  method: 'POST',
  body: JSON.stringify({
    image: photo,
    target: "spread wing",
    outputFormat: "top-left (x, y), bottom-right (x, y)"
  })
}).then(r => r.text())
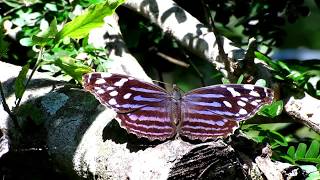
top-left (83, 73), bottom-right (176, 141)
top-left (180, 84), bottom-right (274, 141)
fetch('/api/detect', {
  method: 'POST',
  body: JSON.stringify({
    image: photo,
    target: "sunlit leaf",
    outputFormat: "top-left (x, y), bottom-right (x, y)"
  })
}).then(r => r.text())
top-left (56, 0), bottom-right (125, 41)
top-left (19, 38), bottom-right (33, 47)
top-left (268, 130), bottom-right (288, 146)
top-left (295, 143), bottom-right (307, 159)
top-left (287, 146), bottom-right (295, 159)
top-left (255, 79), bottom-right (266, 87)
top-left (237, 74), bottom-right (244, 84)
top-left (258, 100), bottom-right (283, 118)
top-left (15, 64), bottom-right (29, 99)
top-left (54, 57), bottom-right (92, 82)
top-left (305, 140), bottom-right (320, 158)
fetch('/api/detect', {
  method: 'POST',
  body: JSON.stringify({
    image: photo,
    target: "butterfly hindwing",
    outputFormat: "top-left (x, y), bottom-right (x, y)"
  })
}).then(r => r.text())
top-left (83, 73), bottom-right (176, 140)
top-left (180, 84), bottom-right (273, 140)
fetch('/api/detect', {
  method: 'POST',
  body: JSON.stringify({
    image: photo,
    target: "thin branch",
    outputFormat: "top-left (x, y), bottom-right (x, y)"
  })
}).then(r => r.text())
top-left (15, 47), bottom-right (44, 107)
top-left (180, 48), bottom-right (205, 86)
top-left (0, 81), bottom-right (20, 130)
top-left (199, 0), bottom-right (237, 82)
top-left (156, 51), bottom-right (190, 68)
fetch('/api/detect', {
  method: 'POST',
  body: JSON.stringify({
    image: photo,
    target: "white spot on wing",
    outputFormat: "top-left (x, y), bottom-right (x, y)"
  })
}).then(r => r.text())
top-left (123, 93), bottom-right (132, 99)
top-left (101, 73), bottom-right (112, 78)
top-left (216, 121), bottom-right (225, 126)
top-left (188, 101), bottom-right (221, 107)
top-left (87, 74), bottom-right (92, 83)
top-left (249, 90), bottom-right (260, 97)
top-left (223, 101), bottom-right (232, 108)
top-left (108, 98), bottom-right (117, 105)
top-left (243, 84), bottom-right (254, 90)
top-left (96, 89), bottom-right (105, 94)
top-left (251, 101), bottom-right (258, 106)
top-left (227, 87), bottom-right (241, 97)
top-left (237, 100), bottom-right (246, 107)
top-left (109, 91), bottom-right (118, 97)
top-left (114, 78), bottom-right (128, 87)
top-left (94, 86), bottom-right (102, 91)
top-left (128, 114), bottom-right (138, 121)
top-left (95, 79), bottom-right (106, 84)
top-left (239, 108), bottom-right (248, 115)
top-left (241, 97), bottom-right (249, 102)
top-left (107, 87), bottom-right (115, 91)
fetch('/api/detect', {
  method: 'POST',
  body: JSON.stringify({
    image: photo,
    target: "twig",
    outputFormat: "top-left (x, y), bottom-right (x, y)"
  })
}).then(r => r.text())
top-left (4, 5), bottom-right (23, 16)
top-left (156, 51), bottom-right (190, 68)
top-left (179, 48), bottom-right (205, 86)
top-left (0, 81), bottom-right (20, 130)
top-left (200, 0), bottom-right (236, 82)
top-left (15, 47), bottom-right (44, 107)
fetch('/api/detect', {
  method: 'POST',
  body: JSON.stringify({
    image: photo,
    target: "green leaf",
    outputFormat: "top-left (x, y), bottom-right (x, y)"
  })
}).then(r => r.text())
top-left (280, 154), bottom-right (295, 164)
top-left (19, 38), bottom-right (33, 47)
top-left (32, 36), bottom-right (51, 47)
top-left (274, 75), bottom-right (285, 80)
top-left (255, 51), bottom-right (271, 62)
top-left (287, 146), bottom-right (296, 159)
top-left (255, 79), bottom-right (266, 87)
top-left (15, 64), bottom-right (29, 99)
top-left (237, 74), bottom-right (244, 84)
top-left (45, 3), bottom-right (58, 11)
top-left (295, 143), bottom-right (307, 159)
top-left (297, 158), bottom-right (320, 164)
top-left (258, 100), bottom-right (283, 118)
top-left (33, 18), bottom-right (58, 46)
top-left (54, 57), bottom-right (92, 82)
top-left (277, 61), bottom-right (291, 72)
top-left (46, 18), bottom-right (58, 37)
top-left (255, 51), bottom-right (279, 71)
top-left (268, 129), bottom-right (288, 146)
top-left (222, 77), bottom-right (230, 84)
top-left (56, 0), bottom-right (125, 41)
top-left (305, 140), bottom-right (320, 158)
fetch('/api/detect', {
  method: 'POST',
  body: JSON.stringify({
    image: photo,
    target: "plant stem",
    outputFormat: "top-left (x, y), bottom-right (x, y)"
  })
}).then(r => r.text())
top-left (0, 81), bottom-right (21, 130)
top-left (15, 47), bottom-right (44, 107)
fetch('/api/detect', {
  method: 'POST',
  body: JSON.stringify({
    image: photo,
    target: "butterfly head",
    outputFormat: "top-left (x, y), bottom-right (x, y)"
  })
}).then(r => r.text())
top-left (171, 84), bottom-right (183, 100)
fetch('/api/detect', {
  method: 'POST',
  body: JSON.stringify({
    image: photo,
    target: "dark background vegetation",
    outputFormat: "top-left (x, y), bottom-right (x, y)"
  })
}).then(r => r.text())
top-left (1, 0), bottom-right (320, 179)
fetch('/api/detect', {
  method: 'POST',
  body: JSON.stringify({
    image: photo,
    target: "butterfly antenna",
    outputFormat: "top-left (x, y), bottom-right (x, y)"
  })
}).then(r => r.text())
top-left (152, 80), bottom-right (171, 87)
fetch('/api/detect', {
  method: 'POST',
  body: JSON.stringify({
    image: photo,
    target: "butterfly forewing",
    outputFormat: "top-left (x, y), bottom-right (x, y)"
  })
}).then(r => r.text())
top-left (83, 73), bottom-right (176, 140)
top-left (180, 84), bottom-right (273, 140)
top-left (83, 73), bottom-right (274, 141)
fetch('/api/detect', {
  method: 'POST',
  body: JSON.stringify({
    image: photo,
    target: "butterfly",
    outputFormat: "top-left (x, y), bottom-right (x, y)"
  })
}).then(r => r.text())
top-left (82, 72), bottom-right (274, 141)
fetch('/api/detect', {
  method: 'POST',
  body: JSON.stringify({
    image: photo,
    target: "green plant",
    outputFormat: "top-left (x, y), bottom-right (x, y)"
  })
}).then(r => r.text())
top-left (255, 51), bottom-right (320, 98)
top-left (281, 140), bottom-right (320, 179)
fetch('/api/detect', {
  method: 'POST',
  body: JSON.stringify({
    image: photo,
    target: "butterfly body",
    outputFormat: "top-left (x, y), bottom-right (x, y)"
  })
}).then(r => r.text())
top-left (83, 72), bottom-right (274, 141)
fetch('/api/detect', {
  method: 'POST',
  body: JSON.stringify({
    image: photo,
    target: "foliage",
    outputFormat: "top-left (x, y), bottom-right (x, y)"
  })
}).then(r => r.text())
top-left (283, 140), bottom-right (320, 165)
top-left (243, 125), bottom-right (289, 148)
top-left (256, 51), bottom-right (320, 98)
top-left (0, 0), bottom-right (319, 178)
top-left (199, 0), bottom-right (310, 47)
top-left (284, 140), bottom-right (320, 179)
top-left (244, 126), bottom-right (320, 179)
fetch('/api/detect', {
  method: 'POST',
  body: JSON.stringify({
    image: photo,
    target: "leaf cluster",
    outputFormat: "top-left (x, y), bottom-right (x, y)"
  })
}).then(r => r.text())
top-left (256, 51), bottom-right (320, 98)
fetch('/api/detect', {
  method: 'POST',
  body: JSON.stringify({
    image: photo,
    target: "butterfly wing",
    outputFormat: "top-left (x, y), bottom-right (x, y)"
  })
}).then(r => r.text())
top-left (83, 73), bottom-right (176, 141)
top-left (180, 84), bottom-right (274, 141)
